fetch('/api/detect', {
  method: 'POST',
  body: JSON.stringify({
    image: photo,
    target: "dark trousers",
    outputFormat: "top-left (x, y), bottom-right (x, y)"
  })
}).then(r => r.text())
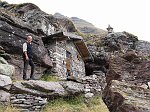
top-left (23, 59), bottom-right (35, 79)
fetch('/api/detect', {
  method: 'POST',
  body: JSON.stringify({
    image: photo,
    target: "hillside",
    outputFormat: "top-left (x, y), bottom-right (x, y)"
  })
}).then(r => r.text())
top-left (71, 17), bottom-right (106, 35)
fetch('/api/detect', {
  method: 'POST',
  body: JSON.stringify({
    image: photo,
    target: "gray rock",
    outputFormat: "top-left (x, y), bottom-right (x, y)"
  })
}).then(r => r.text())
top-left (0, 57), bottom-right (8, 64)
top-left (0, 74), bottom-right (12, 90)
top-left (11, 80), bottom-right (67, 97)
top-left (11, 80), bottom-right (85, 98)
top-left (140, 84), bottom-right (148, 89)
top-left (136, 40), bottom-right (150, 57)
top-left (60, 81), bottom-right (84, 95)
top-left (84, 93), bottom-right (94, 98)
top-left (148, 82), bottom-right (150, 89)
top-left (103, 80), bottom-right (150, 112)
top-left (0, 64), bottom-right (15, 77)
top-left (11, 99), bottom-right (25, 104)
top-left (0, 90), bottom-right (10, 102)
top-left (38, 98), bottom-right (47, 105)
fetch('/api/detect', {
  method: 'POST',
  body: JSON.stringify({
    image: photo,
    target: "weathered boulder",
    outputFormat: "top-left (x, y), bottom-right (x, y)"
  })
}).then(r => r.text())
top-left (106, 55), bottom-right (150, 86)
top-left (11, 80), bottom-right (66, 97)
top-left (103, 80), bottom-right (150, 112)
top-left (11, 80), bottom-right (84, 98)
top-left (60, 81), bottom-right (84, 95)
top-left (0, 90), bottom-right (10, 103)
top-left (0, 63), bottom-right (15, 77)
top-left (0, 74), bottom-right (12, 90)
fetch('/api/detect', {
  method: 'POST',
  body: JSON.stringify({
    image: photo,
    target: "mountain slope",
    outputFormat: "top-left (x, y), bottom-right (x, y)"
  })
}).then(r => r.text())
top-left (70, 17), bottom-right (106, 35)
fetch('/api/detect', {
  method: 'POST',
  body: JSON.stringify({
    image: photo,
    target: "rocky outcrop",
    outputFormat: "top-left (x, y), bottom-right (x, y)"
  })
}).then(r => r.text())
top-left (11, 80), bottom-right (84, 97)
top-left (106, 53), bottom-right (150, 86)
top-left (103, 80), bottom-right (150, 112)
top-left (136, 40), bottom-right (150, 57)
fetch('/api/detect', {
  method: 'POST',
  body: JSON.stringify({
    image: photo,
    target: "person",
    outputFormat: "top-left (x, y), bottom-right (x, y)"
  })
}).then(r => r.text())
top-left (23, 35), bottom-right (35, 80)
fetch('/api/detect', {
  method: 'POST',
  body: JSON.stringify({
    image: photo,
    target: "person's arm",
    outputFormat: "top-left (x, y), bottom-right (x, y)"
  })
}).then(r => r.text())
top-left (23, 43), bottom-right (29, 60)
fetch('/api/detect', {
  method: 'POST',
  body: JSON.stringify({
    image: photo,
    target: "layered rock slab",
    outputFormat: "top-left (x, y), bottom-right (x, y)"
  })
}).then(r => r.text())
top-left (103, 80), bottom-right (150, 112)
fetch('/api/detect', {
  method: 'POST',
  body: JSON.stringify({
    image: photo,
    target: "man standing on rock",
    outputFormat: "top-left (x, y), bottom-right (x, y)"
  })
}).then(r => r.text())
top-left (23, 35), bottom-right (35, 80)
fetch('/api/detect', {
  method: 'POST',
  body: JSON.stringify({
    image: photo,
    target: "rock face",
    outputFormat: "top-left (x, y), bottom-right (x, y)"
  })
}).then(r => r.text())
top-left (136, 40), bottom-right (150, 57)
top-left (103, 80), bottom-right (150, 112)
top-left (106, 53), bottom-right (150, 86)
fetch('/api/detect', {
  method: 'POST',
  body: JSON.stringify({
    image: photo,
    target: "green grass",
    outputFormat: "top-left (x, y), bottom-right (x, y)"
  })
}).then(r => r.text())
top-left (0, 105), bottom-right (19, 112)
top-left (41, 74), bottom-right (61, 82)
top-left (43, 95), bottom-right (109, 112)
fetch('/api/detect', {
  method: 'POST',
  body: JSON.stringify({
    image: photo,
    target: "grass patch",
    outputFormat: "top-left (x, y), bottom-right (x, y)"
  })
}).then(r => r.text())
top-left (43, 95), bottom-right (109, 112)
top-left (0, 105), bottom-right (19, 112)
top-left (41, 74), bottom-right (61, 82)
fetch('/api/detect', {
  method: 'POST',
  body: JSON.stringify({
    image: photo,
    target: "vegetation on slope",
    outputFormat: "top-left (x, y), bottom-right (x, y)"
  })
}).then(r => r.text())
top-left (43, 95), bottom-right (109, 112)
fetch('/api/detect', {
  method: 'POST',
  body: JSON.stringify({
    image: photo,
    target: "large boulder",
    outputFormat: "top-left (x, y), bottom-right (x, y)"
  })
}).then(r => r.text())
top-left (103, 80), bottom-right (150, 112)
top-left (11, 80), bottom-right (84, 98)
top-left (0, 74), bottom-right (12, 90)
top-left (106, 54), bottom-right (150, 86)
top-left (0, 63), bottom-right (15, 77)
top-left (60, 81), bottom-right (84, 95)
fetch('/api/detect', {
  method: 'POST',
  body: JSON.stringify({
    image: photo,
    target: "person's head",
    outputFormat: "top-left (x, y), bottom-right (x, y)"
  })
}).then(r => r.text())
top-left (27, 36), bottom-right (32, 43)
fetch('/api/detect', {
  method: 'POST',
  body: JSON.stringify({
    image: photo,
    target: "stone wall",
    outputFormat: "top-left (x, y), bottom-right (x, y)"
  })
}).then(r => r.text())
top-left (66, 40), bottom-right (85, 78)
top-left (45, 39), bottom-right (85, 79)
top-left (81, 71), bottom-right (107, 98)
top-left (10, 94), bottom-right (47, 112)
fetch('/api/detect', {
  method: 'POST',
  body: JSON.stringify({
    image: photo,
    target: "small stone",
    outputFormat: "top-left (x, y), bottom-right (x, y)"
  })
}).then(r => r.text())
top-left (13, 104), bottom-right (32, 108)
top-left (140, 84), bottom-right (148, 89)
top-left (10, 96), bottom-right (16, 100)
top-left (39, 99), bottom-right (47, 105)
top-left (11, 99), bottom-right (25, 104)
top-left (85, 93), bottom-right (94, 98)
top-left (148, 82), bottom-right (150, 89)
top-left (84, 88), bottom-right (91, 92)
top-left (16, 94), bottom-right (26, 99)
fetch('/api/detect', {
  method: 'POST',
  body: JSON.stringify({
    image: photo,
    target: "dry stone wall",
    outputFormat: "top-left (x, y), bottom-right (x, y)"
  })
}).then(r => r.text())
top-left (10, 94), bottom-right (47, 112)
top-left (45, 39), bottom-right (85, 79)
